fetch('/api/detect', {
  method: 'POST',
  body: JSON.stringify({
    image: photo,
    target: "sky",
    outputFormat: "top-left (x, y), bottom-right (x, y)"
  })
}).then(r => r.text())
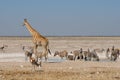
top-left (0, 0), bottom-right (120, 36)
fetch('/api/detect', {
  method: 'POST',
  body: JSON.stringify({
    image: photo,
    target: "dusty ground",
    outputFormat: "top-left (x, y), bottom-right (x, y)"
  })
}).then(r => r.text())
top-left (0, 36), bottom-right (120, 80)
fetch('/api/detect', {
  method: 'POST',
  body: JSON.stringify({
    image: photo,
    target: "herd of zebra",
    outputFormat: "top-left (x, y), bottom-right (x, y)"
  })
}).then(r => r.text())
top-left (0, 44), bottom-right (119, 70)
top-left (25, 46), bottom-right (119, 61)
top-left (54, 46), bottom-right (119, 61)
top-left (22, 45), bottom-right (120, 70)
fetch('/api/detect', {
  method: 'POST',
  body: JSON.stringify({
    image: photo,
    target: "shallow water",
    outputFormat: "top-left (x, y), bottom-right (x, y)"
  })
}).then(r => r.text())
top-left (0, 53), bottom-right (66, 62)
top-left (0, 53), bottom-right (119, 62)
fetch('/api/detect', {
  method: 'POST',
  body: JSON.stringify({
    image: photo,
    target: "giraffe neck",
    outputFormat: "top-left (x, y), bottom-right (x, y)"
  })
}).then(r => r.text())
top-left (24, 20), bottom-right (39, 36)
top-left (24, 19), bottom-right (47, 45)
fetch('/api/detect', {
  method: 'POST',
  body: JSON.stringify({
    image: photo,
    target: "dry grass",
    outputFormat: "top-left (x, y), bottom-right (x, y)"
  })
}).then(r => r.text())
top-left (0, 61), bottom-right (120, 80)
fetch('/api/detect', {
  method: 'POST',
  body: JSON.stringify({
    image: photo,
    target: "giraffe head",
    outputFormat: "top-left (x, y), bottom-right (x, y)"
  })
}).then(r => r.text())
top-left (23, 19), bottom-right (27, 26)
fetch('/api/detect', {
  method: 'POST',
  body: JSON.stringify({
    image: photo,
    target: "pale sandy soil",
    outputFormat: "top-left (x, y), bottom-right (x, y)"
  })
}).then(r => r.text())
top-left (0, 36), bottom-right (120, 80)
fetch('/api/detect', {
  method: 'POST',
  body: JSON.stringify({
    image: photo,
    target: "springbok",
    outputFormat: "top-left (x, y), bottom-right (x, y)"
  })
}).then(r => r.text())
top-left (25, 50), bottom-right (42, 70)
top-left (29, 55), bottom-right (42, 71)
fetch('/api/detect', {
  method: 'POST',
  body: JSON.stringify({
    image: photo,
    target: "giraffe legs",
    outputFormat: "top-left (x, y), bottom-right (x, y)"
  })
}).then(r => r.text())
top-left (43, 46), bottom-right (48, 62)
top-left (34, 44), bottom-right (38, 61)
top-left (34, 43), bottom-right (49, 62)
top-left (34, 44), bottom-right (38, 53)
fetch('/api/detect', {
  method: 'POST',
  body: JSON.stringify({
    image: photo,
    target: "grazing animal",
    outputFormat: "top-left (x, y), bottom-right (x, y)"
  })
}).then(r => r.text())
top-left (83, 49), bottom-right (99, 61)
top-left (106, 48), bottom-right (111, 59)
top-left (77, 48), bottom-right (83, 59)
top-left (22, 46), bottom-right (25, 51)
top-left (90, 50), bottom-right (99, 61)
top-left (106, 46), bottom-right (119, 61)
top-left (54, 50), bottom-right (68, 59)
top-left (82, 49), bottom-right (92, 61)
top-left (71, 49), bottom-right (83, 61)
top-left (0, 44), bottom-right (8, 53)
top-left (79, 48), bottom-right (91, 61)
top-left (23, 19), bottom-right (51, 61)
top-left (111, 50), bottom-right (117, 61)
top-left (115, 49), bottom-right (120, 58)
top-left (24, 50), bottom-right (33, 61)
top-left (24, 47), bottom-right (34, 61)
top-left (82, 51), bottom-right (88, 61)
top-left (112, 46), bottom-right (115, 51)
top-left (29, 56), bottom-right (42, 71)
top-left (25, 50), bottom-right (42, 70)
top-left (67, 54), bottom-right (74, 60)
top-left (110, 48), bottom-right (119, 61)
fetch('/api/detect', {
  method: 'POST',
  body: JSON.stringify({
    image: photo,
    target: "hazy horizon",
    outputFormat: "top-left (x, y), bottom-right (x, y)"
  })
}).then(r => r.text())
top-left (0, 0), bottom-right (120, 36)
top-left (0, 35), bottom-right (120, 37)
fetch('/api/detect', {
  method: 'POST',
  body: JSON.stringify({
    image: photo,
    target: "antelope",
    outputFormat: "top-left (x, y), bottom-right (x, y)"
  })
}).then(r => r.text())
top-left (29, 55), bottom-right (42, 71)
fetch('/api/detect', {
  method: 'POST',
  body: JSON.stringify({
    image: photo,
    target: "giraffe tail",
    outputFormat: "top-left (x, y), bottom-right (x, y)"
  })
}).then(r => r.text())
top-left (48, 49), bottom-right (51, 55)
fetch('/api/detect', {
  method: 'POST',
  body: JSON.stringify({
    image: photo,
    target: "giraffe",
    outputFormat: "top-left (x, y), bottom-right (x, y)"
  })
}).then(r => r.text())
top-left (23, 19), bottom-right (51, 61)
